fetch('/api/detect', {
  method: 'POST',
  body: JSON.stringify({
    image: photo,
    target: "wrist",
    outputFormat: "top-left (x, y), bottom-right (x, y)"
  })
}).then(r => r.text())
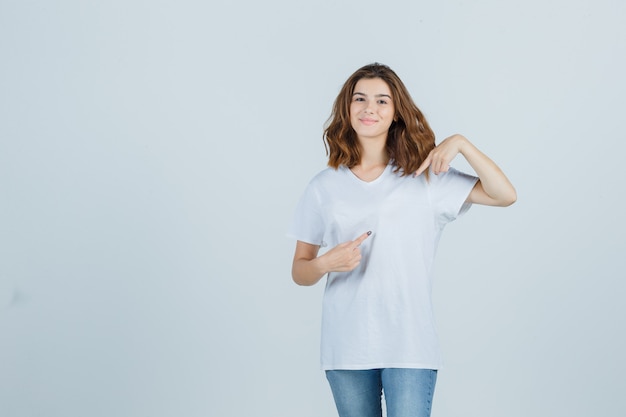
top-left (455, 134), bottom-right (471, 154)
top-left (313, 255), bottom-right (330, 276)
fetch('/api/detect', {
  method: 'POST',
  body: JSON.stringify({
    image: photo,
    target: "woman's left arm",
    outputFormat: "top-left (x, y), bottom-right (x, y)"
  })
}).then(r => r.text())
top-left (415, 134), bottom-right (517, 207)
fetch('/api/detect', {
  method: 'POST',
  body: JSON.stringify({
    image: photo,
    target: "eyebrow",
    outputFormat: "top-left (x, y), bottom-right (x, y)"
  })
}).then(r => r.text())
top-left (353, 92), bottom-right (393, 99)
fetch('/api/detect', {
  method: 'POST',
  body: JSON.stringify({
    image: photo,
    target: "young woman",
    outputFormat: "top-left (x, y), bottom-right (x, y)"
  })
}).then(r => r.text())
top-left (288, 63), bottom-right (516, 417)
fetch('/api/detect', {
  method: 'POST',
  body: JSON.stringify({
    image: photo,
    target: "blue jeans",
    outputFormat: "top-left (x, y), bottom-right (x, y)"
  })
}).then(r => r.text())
top-left (325, 368), bottom-right (437, 417)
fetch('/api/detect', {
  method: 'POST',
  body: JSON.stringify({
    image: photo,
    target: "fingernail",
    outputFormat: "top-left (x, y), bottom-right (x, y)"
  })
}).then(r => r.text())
top-left (367, 231), bottom-right (372, 235)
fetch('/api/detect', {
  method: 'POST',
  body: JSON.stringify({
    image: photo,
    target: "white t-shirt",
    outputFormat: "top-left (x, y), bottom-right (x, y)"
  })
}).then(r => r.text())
top-left (288, 164), bottom-right (478, 370)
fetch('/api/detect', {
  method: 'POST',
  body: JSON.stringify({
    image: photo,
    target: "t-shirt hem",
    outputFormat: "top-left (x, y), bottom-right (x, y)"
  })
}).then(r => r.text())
top-left (456, 176), bottom-right (479, 218)
top-left (321, 362), bottom-right (441, 371)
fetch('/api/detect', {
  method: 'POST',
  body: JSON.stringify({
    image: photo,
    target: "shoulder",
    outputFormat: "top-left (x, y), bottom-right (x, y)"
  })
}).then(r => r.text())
top-left (308, 166), bottom-right (345, 187)
top-left (297, 167), bottom-right (345, 203)
top-left (427, 167), bottom-right (477, 187)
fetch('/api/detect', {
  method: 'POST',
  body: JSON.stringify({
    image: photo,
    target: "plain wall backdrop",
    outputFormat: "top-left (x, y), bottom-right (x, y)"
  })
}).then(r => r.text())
top-left (1, 0), bottom-right (624, 416)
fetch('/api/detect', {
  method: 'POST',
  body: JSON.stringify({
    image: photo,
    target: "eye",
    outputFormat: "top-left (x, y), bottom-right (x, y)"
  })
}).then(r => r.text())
top-left (353, 97), bottom-right (365, 102)
top-left (377, 99), bottom-right (388, 105)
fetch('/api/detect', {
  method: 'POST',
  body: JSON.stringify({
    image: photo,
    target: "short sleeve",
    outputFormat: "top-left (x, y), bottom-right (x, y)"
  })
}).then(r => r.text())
top-left (428, 167), bottom-right (479, 228)
top-left (287, 181), bottom-right (326, 247)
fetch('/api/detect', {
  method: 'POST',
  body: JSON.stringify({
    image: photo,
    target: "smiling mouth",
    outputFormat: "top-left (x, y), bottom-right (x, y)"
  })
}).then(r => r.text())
top-left (360, 118), bottom-right (377, 126)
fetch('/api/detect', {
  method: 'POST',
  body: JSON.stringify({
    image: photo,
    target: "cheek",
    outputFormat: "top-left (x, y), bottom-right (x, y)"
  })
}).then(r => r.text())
top-left (380, 109), bottom-right (392, 124)
top-left (385, 109), bottom-right (396, 127)
top-left (350, 109), bottom-right (362, 126)
top-left (348, 109), bottom-right (358, 127)
top-left (349, 103), bottom-right (359, 117)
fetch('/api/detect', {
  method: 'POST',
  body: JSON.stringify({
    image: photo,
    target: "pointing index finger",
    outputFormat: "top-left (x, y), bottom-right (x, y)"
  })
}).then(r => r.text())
top-left (413, 155), bottom-right (432, 177)
top-left (352, 231), bottom-right (372, 247)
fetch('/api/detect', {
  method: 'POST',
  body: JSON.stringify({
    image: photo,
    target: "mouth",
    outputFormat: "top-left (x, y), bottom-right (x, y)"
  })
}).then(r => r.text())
top-left (360, 118), bottom-right (377, 126)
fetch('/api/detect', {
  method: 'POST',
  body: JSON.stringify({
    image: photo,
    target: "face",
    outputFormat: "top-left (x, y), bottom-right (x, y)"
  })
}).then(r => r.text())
top-left (349, 77), bottom-right (395, 144)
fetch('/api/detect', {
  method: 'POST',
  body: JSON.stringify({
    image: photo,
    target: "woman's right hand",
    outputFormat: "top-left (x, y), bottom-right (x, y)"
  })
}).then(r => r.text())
top-left (292, 231), bottom-right (372, 286)
top-left (319, 231), bottom-right (372, 272)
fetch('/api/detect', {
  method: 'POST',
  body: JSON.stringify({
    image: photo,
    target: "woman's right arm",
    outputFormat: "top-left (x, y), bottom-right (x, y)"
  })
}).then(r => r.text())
top-left (291, 232), bottom-right (371, 286)
top-left (292, 241), bottom-right (325, 286)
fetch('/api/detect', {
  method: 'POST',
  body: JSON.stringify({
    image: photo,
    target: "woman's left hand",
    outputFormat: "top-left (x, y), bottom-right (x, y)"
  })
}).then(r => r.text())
top-left (414, 134), bottom-right (468, 177)
top-left (414, 133), bottom-right (517, 206)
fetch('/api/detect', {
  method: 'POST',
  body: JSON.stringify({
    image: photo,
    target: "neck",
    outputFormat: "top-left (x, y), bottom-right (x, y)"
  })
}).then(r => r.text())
top-left (358, 137), bottom-right (389, 169)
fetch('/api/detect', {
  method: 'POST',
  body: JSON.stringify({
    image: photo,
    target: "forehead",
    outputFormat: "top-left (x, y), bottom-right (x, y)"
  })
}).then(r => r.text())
top-left (353, 77), bottom-right (392, 96)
